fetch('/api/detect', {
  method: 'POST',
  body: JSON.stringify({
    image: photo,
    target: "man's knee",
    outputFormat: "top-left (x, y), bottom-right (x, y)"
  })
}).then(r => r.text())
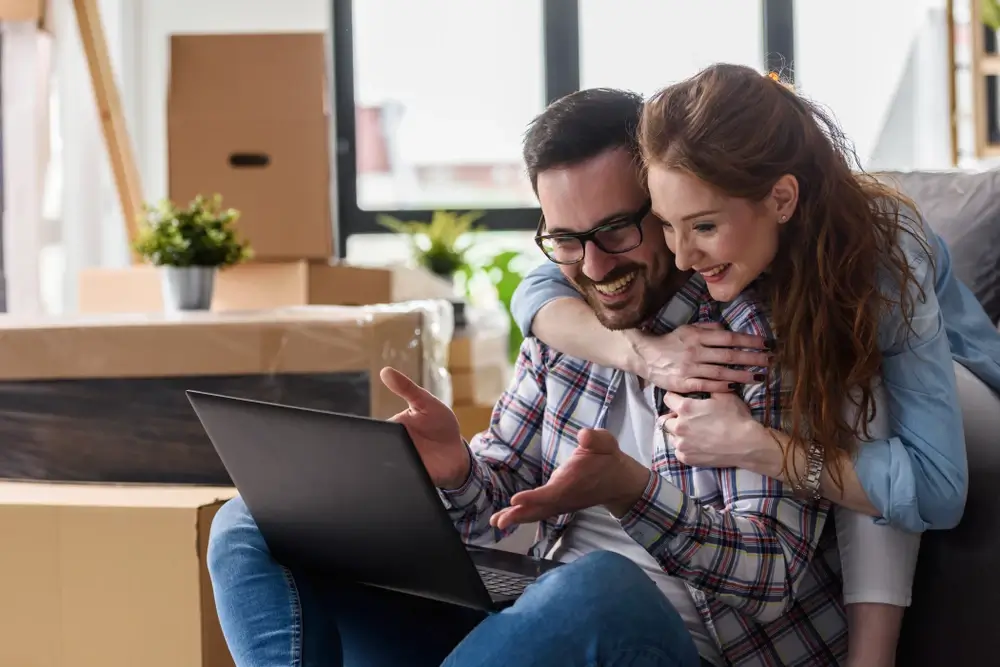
top-left (522, 550), bottom-right (676, 622)
top-left (207, 496), bottom-right (266, 577)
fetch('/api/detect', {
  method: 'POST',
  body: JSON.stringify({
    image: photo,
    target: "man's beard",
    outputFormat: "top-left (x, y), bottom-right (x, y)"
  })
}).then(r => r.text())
top-left (573, 262), bottom-right (672, 331)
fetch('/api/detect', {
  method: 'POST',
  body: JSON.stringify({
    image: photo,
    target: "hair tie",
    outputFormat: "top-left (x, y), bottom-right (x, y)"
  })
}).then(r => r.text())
top-left (766, 71), bottom-right (795, 92)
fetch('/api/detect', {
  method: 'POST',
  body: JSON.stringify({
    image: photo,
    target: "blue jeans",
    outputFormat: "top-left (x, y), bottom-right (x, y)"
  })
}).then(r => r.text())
top-left (208, 496), bottom-right (704, 667)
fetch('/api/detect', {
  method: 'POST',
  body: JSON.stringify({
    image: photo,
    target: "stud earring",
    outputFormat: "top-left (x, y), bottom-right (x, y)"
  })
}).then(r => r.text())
top-left (779, 215), bottom-right (788, 223)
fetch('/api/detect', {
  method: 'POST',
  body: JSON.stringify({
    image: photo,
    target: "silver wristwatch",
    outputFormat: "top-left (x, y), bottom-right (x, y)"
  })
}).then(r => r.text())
top-left (793, 440), bottom-right (824, 501)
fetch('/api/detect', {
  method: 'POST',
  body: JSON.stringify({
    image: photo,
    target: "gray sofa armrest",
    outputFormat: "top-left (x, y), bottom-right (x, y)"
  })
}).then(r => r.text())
top-left (896, 364), bottom-right (1000, 666)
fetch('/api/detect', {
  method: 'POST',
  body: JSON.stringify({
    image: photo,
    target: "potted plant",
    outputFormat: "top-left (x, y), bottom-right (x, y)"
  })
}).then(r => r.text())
top-left (376, 209), bottom-right (485, 282)
top-left (134, 194), bottom-right (253, 311)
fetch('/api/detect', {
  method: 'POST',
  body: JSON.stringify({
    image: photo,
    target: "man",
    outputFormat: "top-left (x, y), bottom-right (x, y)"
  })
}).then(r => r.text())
top-left (208, 89), bottom-right (811, 667)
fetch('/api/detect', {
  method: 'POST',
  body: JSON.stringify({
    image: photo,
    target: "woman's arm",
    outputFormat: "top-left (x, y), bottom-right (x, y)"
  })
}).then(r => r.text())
top-left (740, 427), bottom-right (880, 516)
top-left (738, 225), bottom-right (967, 531)
top-left (510, 263), bottom-right (769, 392)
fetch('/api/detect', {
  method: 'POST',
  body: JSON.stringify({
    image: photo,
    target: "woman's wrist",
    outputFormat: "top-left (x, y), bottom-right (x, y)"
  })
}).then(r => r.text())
top-left (738, 421), bottom-right (789, 481)
top-left (618, 331), bottom-right (649, 378)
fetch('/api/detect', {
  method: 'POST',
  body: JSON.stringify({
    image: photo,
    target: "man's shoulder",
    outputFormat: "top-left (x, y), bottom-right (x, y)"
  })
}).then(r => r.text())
top-left (713, 288), bottom-right (775, 338)
top-left (521, 336), bottom-right (602, 373)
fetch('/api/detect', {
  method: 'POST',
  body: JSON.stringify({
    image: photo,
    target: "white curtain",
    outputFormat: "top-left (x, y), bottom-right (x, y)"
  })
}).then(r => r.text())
top-left (1, 0), bottom-right (133, 316)
top-left (49, 0), bottom-right (128, 315)
top-left (1, 20), bottom-right (52, 315)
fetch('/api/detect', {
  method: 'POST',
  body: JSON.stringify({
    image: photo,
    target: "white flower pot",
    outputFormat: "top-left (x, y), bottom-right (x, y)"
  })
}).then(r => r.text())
top-left (160, 266), bottom-right (216, 311)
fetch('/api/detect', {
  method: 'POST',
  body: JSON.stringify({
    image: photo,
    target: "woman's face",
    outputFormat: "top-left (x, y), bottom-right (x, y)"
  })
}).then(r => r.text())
top-left (647, 165), bottom-right (796, 302)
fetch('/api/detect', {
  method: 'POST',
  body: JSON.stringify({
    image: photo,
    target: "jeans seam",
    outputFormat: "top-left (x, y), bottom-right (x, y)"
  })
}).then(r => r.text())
top-left (281, 565), bottom-right (304, 667)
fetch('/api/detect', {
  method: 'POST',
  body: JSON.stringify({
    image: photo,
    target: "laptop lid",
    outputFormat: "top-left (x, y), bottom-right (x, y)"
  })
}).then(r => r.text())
top-left (186, 390), bottom-right (493, 609)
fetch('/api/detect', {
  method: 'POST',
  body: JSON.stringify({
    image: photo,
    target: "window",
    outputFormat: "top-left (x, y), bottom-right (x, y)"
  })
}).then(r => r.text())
top-left (793, 0), bottom-right (953, 170)
top-left (580, 0), bottom-right (764, 96)
top-left (333, 0), bottom-right (784, 254)
top-left (351, 0), bottom-right (545, 212)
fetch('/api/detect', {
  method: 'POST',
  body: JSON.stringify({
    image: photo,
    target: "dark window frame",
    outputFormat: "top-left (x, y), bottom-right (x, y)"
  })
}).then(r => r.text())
top-left (331, 0), bottom-right (793, 256)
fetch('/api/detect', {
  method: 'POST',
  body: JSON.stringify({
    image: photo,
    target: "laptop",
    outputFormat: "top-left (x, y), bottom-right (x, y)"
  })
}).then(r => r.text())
top-left (186, 390), bottom-right (562, 611)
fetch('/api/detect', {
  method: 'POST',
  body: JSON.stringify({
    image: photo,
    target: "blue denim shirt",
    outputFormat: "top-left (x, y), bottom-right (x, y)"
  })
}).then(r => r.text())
top-left (510, 230), bottom-right (987, 533)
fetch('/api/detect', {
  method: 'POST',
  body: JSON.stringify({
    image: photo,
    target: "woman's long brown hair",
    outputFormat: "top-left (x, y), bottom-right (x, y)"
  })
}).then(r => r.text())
top-left (638, 64), bottom-right (928, 486)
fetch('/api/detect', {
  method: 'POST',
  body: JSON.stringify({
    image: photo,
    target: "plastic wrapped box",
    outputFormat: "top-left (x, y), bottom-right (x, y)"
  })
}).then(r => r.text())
top-left (0, 301), bottom-right (452, 485)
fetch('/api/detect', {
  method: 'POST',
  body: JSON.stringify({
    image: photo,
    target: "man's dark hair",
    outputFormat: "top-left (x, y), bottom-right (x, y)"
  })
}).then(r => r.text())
top-left (522, 88), bottom-right (645, 193)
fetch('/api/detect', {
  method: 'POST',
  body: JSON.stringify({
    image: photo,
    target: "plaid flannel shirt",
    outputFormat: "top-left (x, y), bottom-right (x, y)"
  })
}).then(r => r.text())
top-left (440, 275), bottom-right (848, 666)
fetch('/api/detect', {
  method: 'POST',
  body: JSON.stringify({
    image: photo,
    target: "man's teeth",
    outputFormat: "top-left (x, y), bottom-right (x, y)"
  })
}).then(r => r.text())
top-left (594, 272), bottom-right (636, 295)
top-left (702, 264), bottom-right (729, 277)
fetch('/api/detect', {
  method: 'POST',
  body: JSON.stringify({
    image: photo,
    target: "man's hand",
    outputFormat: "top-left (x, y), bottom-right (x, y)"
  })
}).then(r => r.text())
top-left (489, 428), bottom-right (651, 530)
top-left (660, 391), bottom-right (780, 473)
top-left (624, 323), bottom-right (771, 394)
top-left (380, 367), bottom-right (472, 489)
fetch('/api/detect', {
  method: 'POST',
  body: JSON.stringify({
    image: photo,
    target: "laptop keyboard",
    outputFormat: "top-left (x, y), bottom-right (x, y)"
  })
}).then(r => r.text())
top-left (477, 566), bottom-right (536, 598)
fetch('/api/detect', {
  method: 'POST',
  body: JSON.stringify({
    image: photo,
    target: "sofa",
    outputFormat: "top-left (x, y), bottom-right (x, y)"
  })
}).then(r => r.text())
top-left (877, 170), bottom-right (1000, 666)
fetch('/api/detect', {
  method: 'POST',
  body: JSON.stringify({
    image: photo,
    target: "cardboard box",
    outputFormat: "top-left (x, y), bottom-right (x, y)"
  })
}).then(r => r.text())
top-left (0, 307), bottom-right (438, 484)
top-left (168, 33), bottom-right (333, 260)
top-left (456, 404), bottom-right (495, 441)
top-left (452, 365), bottom-right (507, 407)
top-left (78, 262), bottom-right (455, 314)
top-left (0, 481), bottom-right (236, 667)
top-left (449, 329), bottom-right (508, 371)
top-left (0, 0), bottom-right (43, 22)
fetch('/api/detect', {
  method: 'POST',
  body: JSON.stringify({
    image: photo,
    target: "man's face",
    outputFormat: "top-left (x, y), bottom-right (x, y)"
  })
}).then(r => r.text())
top-left (536, 148), bottom-right (673, 330)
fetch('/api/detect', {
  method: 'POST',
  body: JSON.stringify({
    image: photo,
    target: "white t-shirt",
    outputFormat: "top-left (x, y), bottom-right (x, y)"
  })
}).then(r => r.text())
top-left (548, 374), bottom-right (724, 666)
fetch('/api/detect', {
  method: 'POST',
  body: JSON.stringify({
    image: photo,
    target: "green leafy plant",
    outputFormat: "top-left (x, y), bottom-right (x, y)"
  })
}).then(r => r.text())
top-left (459, 250), bottom-right (526, 363)
top-left (134, 194), bottom-right (253, 268)
top-left (985, 0), bottom-right (1000, 30)
top-left (377, 210), bottom-right (485, 278)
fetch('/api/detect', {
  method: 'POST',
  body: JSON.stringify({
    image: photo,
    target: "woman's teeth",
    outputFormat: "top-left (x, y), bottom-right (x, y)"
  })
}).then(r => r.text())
top-left (701, 264), bottom-right (730, 277)
top-left (594, 272), bottom-right (636, 295)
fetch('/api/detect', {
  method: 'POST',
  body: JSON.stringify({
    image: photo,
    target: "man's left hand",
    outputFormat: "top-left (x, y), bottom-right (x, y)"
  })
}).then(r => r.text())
top-left (490, 428), bottom-right (652, 530)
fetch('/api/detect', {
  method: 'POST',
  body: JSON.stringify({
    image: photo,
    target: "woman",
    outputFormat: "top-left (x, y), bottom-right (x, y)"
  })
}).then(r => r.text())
top-left (509, 64), bottom-right (968, 666)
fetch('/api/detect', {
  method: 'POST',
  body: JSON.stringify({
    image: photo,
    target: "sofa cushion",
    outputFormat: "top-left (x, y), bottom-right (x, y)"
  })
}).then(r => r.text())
top-left (877, 170), bottom-right (1000, 323)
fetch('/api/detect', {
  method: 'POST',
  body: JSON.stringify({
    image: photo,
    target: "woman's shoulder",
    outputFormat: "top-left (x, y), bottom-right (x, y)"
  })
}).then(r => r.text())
top-left (876, 205), bottom-right (941, 351)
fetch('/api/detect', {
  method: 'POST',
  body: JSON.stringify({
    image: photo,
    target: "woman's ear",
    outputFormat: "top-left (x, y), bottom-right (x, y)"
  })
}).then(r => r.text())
top-left (771, 174), bottom-right (799, 224)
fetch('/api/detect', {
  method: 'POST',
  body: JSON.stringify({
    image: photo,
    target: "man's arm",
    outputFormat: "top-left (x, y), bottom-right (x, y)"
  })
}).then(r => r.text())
top-left (439, 338), bottom-right (549, 545)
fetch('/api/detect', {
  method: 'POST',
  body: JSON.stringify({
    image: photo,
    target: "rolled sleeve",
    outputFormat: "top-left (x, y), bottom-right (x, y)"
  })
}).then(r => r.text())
top-left (858, 218), bottom-right (969, 531)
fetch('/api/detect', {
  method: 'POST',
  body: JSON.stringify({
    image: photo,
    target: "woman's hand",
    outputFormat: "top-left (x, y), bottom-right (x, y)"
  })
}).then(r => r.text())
top-left (660, 391), bottom-right (781, 472)
top-left (624, 323), bottom-right (771, 394)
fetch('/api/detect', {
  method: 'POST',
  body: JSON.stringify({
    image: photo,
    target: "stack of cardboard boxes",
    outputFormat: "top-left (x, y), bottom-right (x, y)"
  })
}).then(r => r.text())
top-left (450, 322), bottom-right (510, 440)
top-left (0, 304), bottom-right (440, 667)
top-left (12, 34), bottom-right (459, 664)
top-left (79, 32), bottom-right (453, 313)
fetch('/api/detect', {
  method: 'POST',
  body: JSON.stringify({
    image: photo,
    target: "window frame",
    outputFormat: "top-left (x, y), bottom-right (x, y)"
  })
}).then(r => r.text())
top-left (330, 0), bottom-right (793, 255)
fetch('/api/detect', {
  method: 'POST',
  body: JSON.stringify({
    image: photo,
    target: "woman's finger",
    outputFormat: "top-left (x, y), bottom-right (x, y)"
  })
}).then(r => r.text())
top-left (693, 328), bottom-right (770, 351)
top-left (695, 346), bottom-right (771, 368)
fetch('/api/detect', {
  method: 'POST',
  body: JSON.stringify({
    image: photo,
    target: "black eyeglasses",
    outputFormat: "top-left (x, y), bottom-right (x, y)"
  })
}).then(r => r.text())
top-left (534, 200), bottom-right (652, 265)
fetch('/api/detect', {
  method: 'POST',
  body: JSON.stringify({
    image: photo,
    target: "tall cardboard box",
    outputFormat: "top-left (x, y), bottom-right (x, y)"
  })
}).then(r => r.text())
top-left (168, 33), bottom-right (333, 260)
top-left (0, 481), bottom-right (237, 667)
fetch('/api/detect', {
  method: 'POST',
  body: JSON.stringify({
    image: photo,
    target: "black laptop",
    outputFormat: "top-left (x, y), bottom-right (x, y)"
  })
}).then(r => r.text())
top-left (186, 390), bottom-right (561, 611)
